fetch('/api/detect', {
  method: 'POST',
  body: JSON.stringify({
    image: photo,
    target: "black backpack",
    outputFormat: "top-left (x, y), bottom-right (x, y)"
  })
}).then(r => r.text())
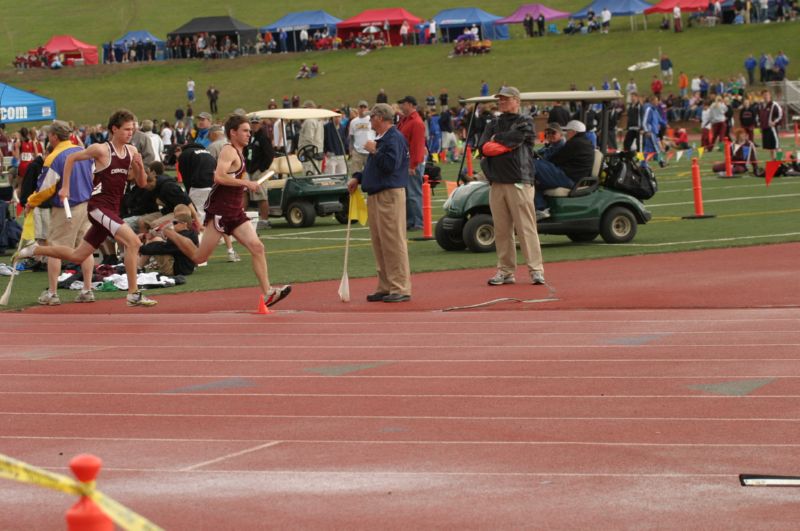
top-left (604, 152), bottom-right (658, 201)
top-left (0, 200), bottom-right (22, 253)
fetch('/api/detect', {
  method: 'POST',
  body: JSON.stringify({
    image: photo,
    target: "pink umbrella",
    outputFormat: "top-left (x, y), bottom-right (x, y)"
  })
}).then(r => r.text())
top-left (494, 3), bottom-right (571, 24)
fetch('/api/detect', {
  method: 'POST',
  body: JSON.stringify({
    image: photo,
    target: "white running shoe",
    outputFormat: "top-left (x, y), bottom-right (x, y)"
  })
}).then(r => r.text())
top-left (227, 250), bottom-right (241, 262)
top-left (75, 289), bottom-right (96, 303)
top-left (126, 291), bottom-right (157, 307)
top-left (13, 241), bottom-right (38, 262)
top-left (264, 285), bottom-right (292, 307)
top-left (37, 290), bottom-right (61, 306)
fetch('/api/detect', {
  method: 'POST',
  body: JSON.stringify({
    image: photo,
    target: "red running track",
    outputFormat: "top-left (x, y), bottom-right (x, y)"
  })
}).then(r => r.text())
top-left (1, 245), bottom-right (799, 529)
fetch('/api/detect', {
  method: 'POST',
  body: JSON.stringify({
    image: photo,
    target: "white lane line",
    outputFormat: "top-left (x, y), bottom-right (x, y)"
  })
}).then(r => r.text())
top-left (2, 435), bottom-right (799, 448)
top-left (648, 193), bottom-right (800, 208)
top-left (1, 374), bottom-right (798, 379)
top-left (2, 330), bottom-right (799, 336)
top-left (3, 358), bottom-right (797, 363)
top-left (180, 441), bottom-right (281, 471)
top-left (2, 412), bottom-right (797, 422)
top-left (1, 316), bottom-right (797, 327)
top-left (619, 232), bottom-right (800, 247)
top-left (3, 392), bottom-right (798, 399)
top-left (2, 344), bottom-right (800, 350)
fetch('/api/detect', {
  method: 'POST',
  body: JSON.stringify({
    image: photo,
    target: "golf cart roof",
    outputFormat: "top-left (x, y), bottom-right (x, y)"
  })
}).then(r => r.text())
top-left (248, 108), bottom-right (341, 120)
top-left (461, 90), bottom-right (623, 104)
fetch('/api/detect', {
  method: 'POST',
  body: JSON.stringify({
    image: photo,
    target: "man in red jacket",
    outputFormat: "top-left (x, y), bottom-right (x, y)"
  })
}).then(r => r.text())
top-left (396, 95), bottom-right (427, 230)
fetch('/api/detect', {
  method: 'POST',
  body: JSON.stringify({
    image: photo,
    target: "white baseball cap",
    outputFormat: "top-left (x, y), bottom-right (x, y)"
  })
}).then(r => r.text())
top-left (563, 120), bottom-right (587, 133)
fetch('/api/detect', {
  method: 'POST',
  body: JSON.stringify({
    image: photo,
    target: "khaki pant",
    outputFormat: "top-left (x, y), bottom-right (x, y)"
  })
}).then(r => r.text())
top-left (34, 207), bottom-right (50, 241)
top-left (489, 182), bottom-right (544, 275)
top-left (153, 255), bottom-right (175, 276)
top-left (189, 187), bottom-right (212, 219)
top-left (349, 151), bottom-right (368, 175)
top-left (367, 188), bottom-right (411, 296)
top-left (49, 202), bottom-right (90, 247)
top-left (246, 170), bottom-right (270, 202)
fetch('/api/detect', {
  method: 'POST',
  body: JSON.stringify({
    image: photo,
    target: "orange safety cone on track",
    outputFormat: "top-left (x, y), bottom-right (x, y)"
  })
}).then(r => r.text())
top-left (65, 454), bottom-right (113, 531)
top-left (257, 295), bottom-right (270, 314)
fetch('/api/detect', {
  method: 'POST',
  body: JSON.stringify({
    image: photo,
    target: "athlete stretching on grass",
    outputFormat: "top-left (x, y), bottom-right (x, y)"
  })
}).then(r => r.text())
top-left (164, 113), bottom-right (291, 307)
top-left (16, 109), bottom-right (157, 307)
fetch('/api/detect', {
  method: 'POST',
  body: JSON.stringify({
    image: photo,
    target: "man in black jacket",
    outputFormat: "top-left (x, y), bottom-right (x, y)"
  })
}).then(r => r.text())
top-left (623, 92), bottom-right (643, 152)
top-left (177, 140), bottom-right (239, 262)
top-left (478, 86), bottom-right (545, 287)
top-left (244, 116), bottom-right (275, 230)
top-left (533, 120), bottom-right (595, 219)
top-left (547, 102), bottom-right (571, 127)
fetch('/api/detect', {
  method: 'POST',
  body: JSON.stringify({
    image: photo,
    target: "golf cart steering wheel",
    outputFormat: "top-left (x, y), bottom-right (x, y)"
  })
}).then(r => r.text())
top-left (297, 144), bottom-right (323, 175)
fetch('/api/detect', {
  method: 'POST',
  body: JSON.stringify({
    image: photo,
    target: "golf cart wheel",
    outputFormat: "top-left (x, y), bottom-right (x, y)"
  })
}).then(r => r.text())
top-left (600, 206), bottom-right (637, 244)
top-left (435, 217), bottom-right (466, 251)
top-left (286, 201), bottom-right (316, 228)
top-left (462, 213), bottom-right (495, 253)
top-left (334, 195), bottom-right (349, 224)
top-left (567, 232), bottom-right (599, 243)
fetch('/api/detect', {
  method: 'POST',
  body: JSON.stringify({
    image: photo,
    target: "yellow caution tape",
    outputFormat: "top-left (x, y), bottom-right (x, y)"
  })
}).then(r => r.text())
top-left (0, 453), bottom-right (163, 531)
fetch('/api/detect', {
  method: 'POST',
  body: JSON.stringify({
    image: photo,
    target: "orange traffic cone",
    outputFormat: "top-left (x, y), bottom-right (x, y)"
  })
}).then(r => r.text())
top-left (65, 454), bottom-right (113, 531)
top-left (257, 295), bottom-right (270, 314)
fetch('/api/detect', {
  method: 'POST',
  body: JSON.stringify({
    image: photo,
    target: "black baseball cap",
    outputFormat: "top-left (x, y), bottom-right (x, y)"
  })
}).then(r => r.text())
top-left (397, 95), bottom-right (417, 106)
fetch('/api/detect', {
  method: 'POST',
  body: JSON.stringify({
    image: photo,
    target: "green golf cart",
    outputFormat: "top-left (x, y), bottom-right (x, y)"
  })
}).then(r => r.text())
top-left (436, 90), bottom-right (653, 252)
top-left (247, 108), bottom-right (350, 228)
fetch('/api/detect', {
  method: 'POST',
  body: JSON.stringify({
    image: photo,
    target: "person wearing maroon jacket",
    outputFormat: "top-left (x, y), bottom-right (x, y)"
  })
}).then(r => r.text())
top-left (396, 95), bottom-right (426, 230)
top-left (738, 98), bottom-right (758, 143)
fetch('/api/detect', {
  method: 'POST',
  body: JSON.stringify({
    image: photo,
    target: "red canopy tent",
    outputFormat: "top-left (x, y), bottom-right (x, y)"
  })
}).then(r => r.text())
top-left (644, 0), bottom-right (709, 13)
top-left (43, 35), bottom-right (98, 65)
top-left (336, 8), bottom-right (422, 47)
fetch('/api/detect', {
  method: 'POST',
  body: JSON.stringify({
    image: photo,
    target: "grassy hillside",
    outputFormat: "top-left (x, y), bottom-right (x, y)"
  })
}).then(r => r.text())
top-left (1, 19), bottom-right (797, 126)
top-left (0, 0), bottom-right (592, 65)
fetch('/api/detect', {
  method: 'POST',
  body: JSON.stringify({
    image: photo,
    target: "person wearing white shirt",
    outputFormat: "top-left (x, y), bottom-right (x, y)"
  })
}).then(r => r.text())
top-left (428, 20), bottom-right (437, 44)
top-left (186, 78), bottom-right (195, 102)
top-left (141, 120), bottom-right (163, 162)
top-left (348, 101), bottom-right (376, 175)
top-left (625, 79), bottom-right (638, 104)
top-left (160, 123), bottom-right (173, 147)
top-left (673, 6), bottom-right (682, 32)
top-left (600, 8), bottom-right (612, 34)
top-left (272, 119), bottom-right (287, 152)
top-left (299, 29), bottom-right (309, 51)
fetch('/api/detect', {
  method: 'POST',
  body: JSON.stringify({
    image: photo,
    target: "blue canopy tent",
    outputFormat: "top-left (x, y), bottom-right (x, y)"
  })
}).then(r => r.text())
top-left (572, 0), bottom-right (652, 29)
top-left (0, 82), bottom-right (56, 124)
top-left (431, 8), bottom-right (510, 42)
top-left (262, 10), bottom-right (342, 52)
top-left (110, 30), bottom-right (166, 61)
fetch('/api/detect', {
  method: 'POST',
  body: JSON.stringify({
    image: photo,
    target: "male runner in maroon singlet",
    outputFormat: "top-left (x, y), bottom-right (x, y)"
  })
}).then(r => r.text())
top-left (164, 114), bottom-right (291, 307)
top-left (16, 110), bottom-right (157, 307)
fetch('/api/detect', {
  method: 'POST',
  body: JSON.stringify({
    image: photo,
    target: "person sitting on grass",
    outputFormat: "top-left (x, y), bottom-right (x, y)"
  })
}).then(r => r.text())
top-left (712, 128), bottom-right (758, 176)
top-left (138, 204), bottom-right (198, 276)
top-left (295, 63), bottom-right (310, 79)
